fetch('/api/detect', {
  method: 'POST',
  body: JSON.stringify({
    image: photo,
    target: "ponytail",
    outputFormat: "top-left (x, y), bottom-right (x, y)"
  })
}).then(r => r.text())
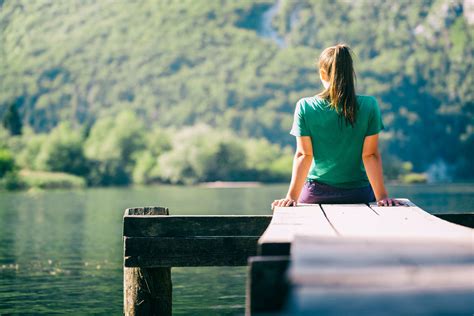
top-left (318, 44), bottom-right (357, 126)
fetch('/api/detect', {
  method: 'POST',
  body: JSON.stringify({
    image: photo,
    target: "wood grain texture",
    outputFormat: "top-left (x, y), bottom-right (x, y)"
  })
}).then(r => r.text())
top-left (126, 206), bottom-right (169, 216)
top-left (320, 203), bottom-right (385, 237)
top-left (317, 200), bottom-right (474, 242)
top-left (124, 267), bottom-right (172, 316)
top-left (258, 205), bottom-right (337, 256)
top-left (369, 199), bottom-right (474, 242)
top-left (123, 205), bottom-right (171, 316)
top-left (125, 254), bottom-right (252, 267)
top-left (124, 236), bottom-right (259, 267)
top-left (124, 215), bottom-right (271, 237)
top-left (253, 200), bottom-right (474, 315)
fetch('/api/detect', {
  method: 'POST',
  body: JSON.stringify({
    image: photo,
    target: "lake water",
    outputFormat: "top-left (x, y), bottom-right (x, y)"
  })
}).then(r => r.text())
top-left (0, 183), bottom-right (473, 315)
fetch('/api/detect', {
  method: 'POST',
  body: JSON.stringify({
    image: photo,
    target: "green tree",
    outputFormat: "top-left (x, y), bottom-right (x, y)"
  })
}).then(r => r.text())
top-left (132, 151), bottom-right (158, 185)
top-left (35, 123), bottom-right (89, 176)
top-left (0, 148), bottom-right (15, 178)
top-left (158, 125), bottom-right (249, 184)
top-left (243, 138), bottom-right (293, 181)
top-left (84, 111), bottom-right (146, 185)
top-left (0, 148), bottom-right (22, 190)
top-left (2, 103), bottom-right (22, 136)
top-left (132, 128), bottom-right (171, 184)
top-left (201, 140), bottom-right (247, 181)
top-left (16, 133), bottom-right (48, 170)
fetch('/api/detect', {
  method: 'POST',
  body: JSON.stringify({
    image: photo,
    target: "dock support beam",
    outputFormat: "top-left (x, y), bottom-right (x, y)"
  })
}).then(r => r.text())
top-left (246, 256), bottom-right (290, 314)
top-left (124, 207), bottom-right (172, 316)
top-left (124, 266), bottom-right (172, 316)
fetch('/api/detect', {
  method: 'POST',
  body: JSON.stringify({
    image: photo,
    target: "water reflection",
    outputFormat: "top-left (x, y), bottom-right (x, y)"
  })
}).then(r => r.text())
top-left (0, 183), bottom-right (473, 314)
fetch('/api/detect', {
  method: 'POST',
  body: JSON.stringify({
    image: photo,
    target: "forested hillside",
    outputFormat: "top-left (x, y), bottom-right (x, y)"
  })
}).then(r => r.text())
top-left (1, 0), bottom-right (473, 182)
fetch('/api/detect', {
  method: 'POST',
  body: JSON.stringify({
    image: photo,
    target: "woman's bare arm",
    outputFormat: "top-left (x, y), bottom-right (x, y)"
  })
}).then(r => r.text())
top-left (272, 136), bottom-right (313, 209)
top-left (362, 134), bottom-right (402, 206)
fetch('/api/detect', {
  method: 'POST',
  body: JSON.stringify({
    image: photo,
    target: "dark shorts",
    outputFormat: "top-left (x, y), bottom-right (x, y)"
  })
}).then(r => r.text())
top-left (299, 179), bottom-right (376, 204)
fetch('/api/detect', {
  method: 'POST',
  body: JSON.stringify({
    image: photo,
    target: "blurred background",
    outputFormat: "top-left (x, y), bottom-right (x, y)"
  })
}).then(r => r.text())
top-left (0, 0), bottom-right (473, 314)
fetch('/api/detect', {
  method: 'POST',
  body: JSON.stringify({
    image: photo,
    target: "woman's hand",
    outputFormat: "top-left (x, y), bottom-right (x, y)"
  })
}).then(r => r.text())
top-left (377, 198), bottom-right (406, 207)
top-left (271, 198), bottom-right (297, 211)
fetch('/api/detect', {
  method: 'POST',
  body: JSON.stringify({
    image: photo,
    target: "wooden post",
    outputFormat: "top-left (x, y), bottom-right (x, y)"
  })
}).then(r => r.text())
top-left (124, 207), bottom-right (172, 316)
top-left (123, 211), bottom-right (270, 315)
top-left (246, 256), bottom-right (290, 314)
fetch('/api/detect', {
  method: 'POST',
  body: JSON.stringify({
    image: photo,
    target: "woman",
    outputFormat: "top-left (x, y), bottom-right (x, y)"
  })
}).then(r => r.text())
top-left (272, 44), bottom-right (403, 210)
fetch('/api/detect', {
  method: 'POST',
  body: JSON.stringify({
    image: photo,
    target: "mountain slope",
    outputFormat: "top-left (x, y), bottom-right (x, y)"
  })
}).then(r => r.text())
top-left (1, 0), bottom-right (473, 178)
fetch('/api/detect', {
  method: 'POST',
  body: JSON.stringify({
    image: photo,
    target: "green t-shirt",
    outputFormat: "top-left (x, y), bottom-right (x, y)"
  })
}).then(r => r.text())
top-left (290, 95), bottom-right (384, 189)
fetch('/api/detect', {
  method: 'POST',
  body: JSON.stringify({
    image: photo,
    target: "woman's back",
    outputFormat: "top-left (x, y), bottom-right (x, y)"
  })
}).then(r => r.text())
top-left (272, 43), bottom-right (401, 209)
top-left (290, 95), bottom-right (384, 188)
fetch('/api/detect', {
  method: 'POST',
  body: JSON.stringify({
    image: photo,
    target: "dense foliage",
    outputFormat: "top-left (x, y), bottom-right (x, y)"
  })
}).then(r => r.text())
top-left (2, 103), bottom-right (22, 135)
top-left (0, 112), bottom-right (294, 187)
top-left (0, 148), bottom-right (15, 178)
top-left (0, 0), bottom-right (472, 187)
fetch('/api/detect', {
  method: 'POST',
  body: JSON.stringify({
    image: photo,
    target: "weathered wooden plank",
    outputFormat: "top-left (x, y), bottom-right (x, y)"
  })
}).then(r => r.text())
top-left (246, 256), bottom-right (290, 315)
top-left (289, 236), bottom-right (474, 272)
top-left (290, 265), bottom-right (474, 288)
top-left (320, 203), bottom-right (387, 237)
top-left (124, 215), bottom-right (271, 237)
top-left (258, 205), bottom-right (337, 256)
top-left (319, 200), bottom-right (474, 242)
top-left (125, 253), bottom-right (252, 267)
top-left (285, 235), bottom-right (474, 315)
top-left (370, 200), bottom-right (474, 242)
top-left (125, 236), bottom-right (259, 257)
top-left (124, 236), bottom-right (259, 265)
top-left (436, 213), bottom-right (474, 228)
top-left (252, 202), bottom-right (474, 315)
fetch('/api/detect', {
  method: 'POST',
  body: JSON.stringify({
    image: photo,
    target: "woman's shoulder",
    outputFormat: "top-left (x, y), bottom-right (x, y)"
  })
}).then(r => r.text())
top-left (356, 95), bottom-right (380, 110)
top-left (296, 95), bottom-right (328, 110)
top-left (297, 96), bottom-right (319, 105)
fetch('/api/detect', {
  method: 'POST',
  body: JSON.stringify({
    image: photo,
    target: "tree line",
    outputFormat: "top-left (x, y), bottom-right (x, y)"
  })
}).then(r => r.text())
top-left (0, 104), bottom-right (423, 190)
top-left (0, 109), bottom-right (295, 189)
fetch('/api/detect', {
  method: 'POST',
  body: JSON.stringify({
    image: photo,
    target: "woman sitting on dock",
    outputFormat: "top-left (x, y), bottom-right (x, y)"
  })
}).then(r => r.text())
top-left (272, 44), bottom-right (402, 209)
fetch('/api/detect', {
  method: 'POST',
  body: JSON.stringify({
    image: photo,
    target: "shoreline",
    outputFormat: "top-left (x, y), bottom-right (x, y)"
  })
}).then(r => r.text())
top-left (3, 178), bottom-right (474, 192)
top-left (198, 181), bottom-right (263, 188)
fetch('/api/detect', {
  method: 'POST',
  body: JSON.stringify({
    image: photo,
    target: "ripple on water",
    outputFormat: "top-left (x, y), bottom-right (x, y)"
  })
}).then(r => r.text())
top-left (0, 184), bottom-right (473, 314)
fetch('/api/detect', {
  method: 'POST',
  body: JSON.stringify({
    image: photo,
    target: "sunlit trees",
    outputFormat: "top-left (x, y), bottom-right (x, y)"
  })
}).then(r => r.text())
top-left (0, 147), bottom-right (21, 190)
top-left (35, 123), bottom-right (89, 176)
top-left (16, 133), bottom-right (48, 170)
top-left (244, 138), bottom-right (292, 181)
top-left (158, 124), bottom-right (247, 184)
top-left (84, 111), bottom-right (146, 185)
top-left (0, 148), bottom-right (15, 178)
top-left (157, 124), bottom-right (293, 184)
top-left (1, 1), bottom-right (472, 178)
top-left (132, 128), bottom-right (171, 184)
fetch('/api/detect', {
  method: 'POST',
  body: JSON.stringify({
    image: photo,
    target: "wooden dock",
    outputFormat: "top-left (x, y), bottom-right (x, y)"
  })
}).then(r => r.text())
top-left (123, 206), bottom-right (270, 315)
top-left (122, 200), bottom-right (474, 315)
top-left (248, 199), bottom-right (474, 315)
